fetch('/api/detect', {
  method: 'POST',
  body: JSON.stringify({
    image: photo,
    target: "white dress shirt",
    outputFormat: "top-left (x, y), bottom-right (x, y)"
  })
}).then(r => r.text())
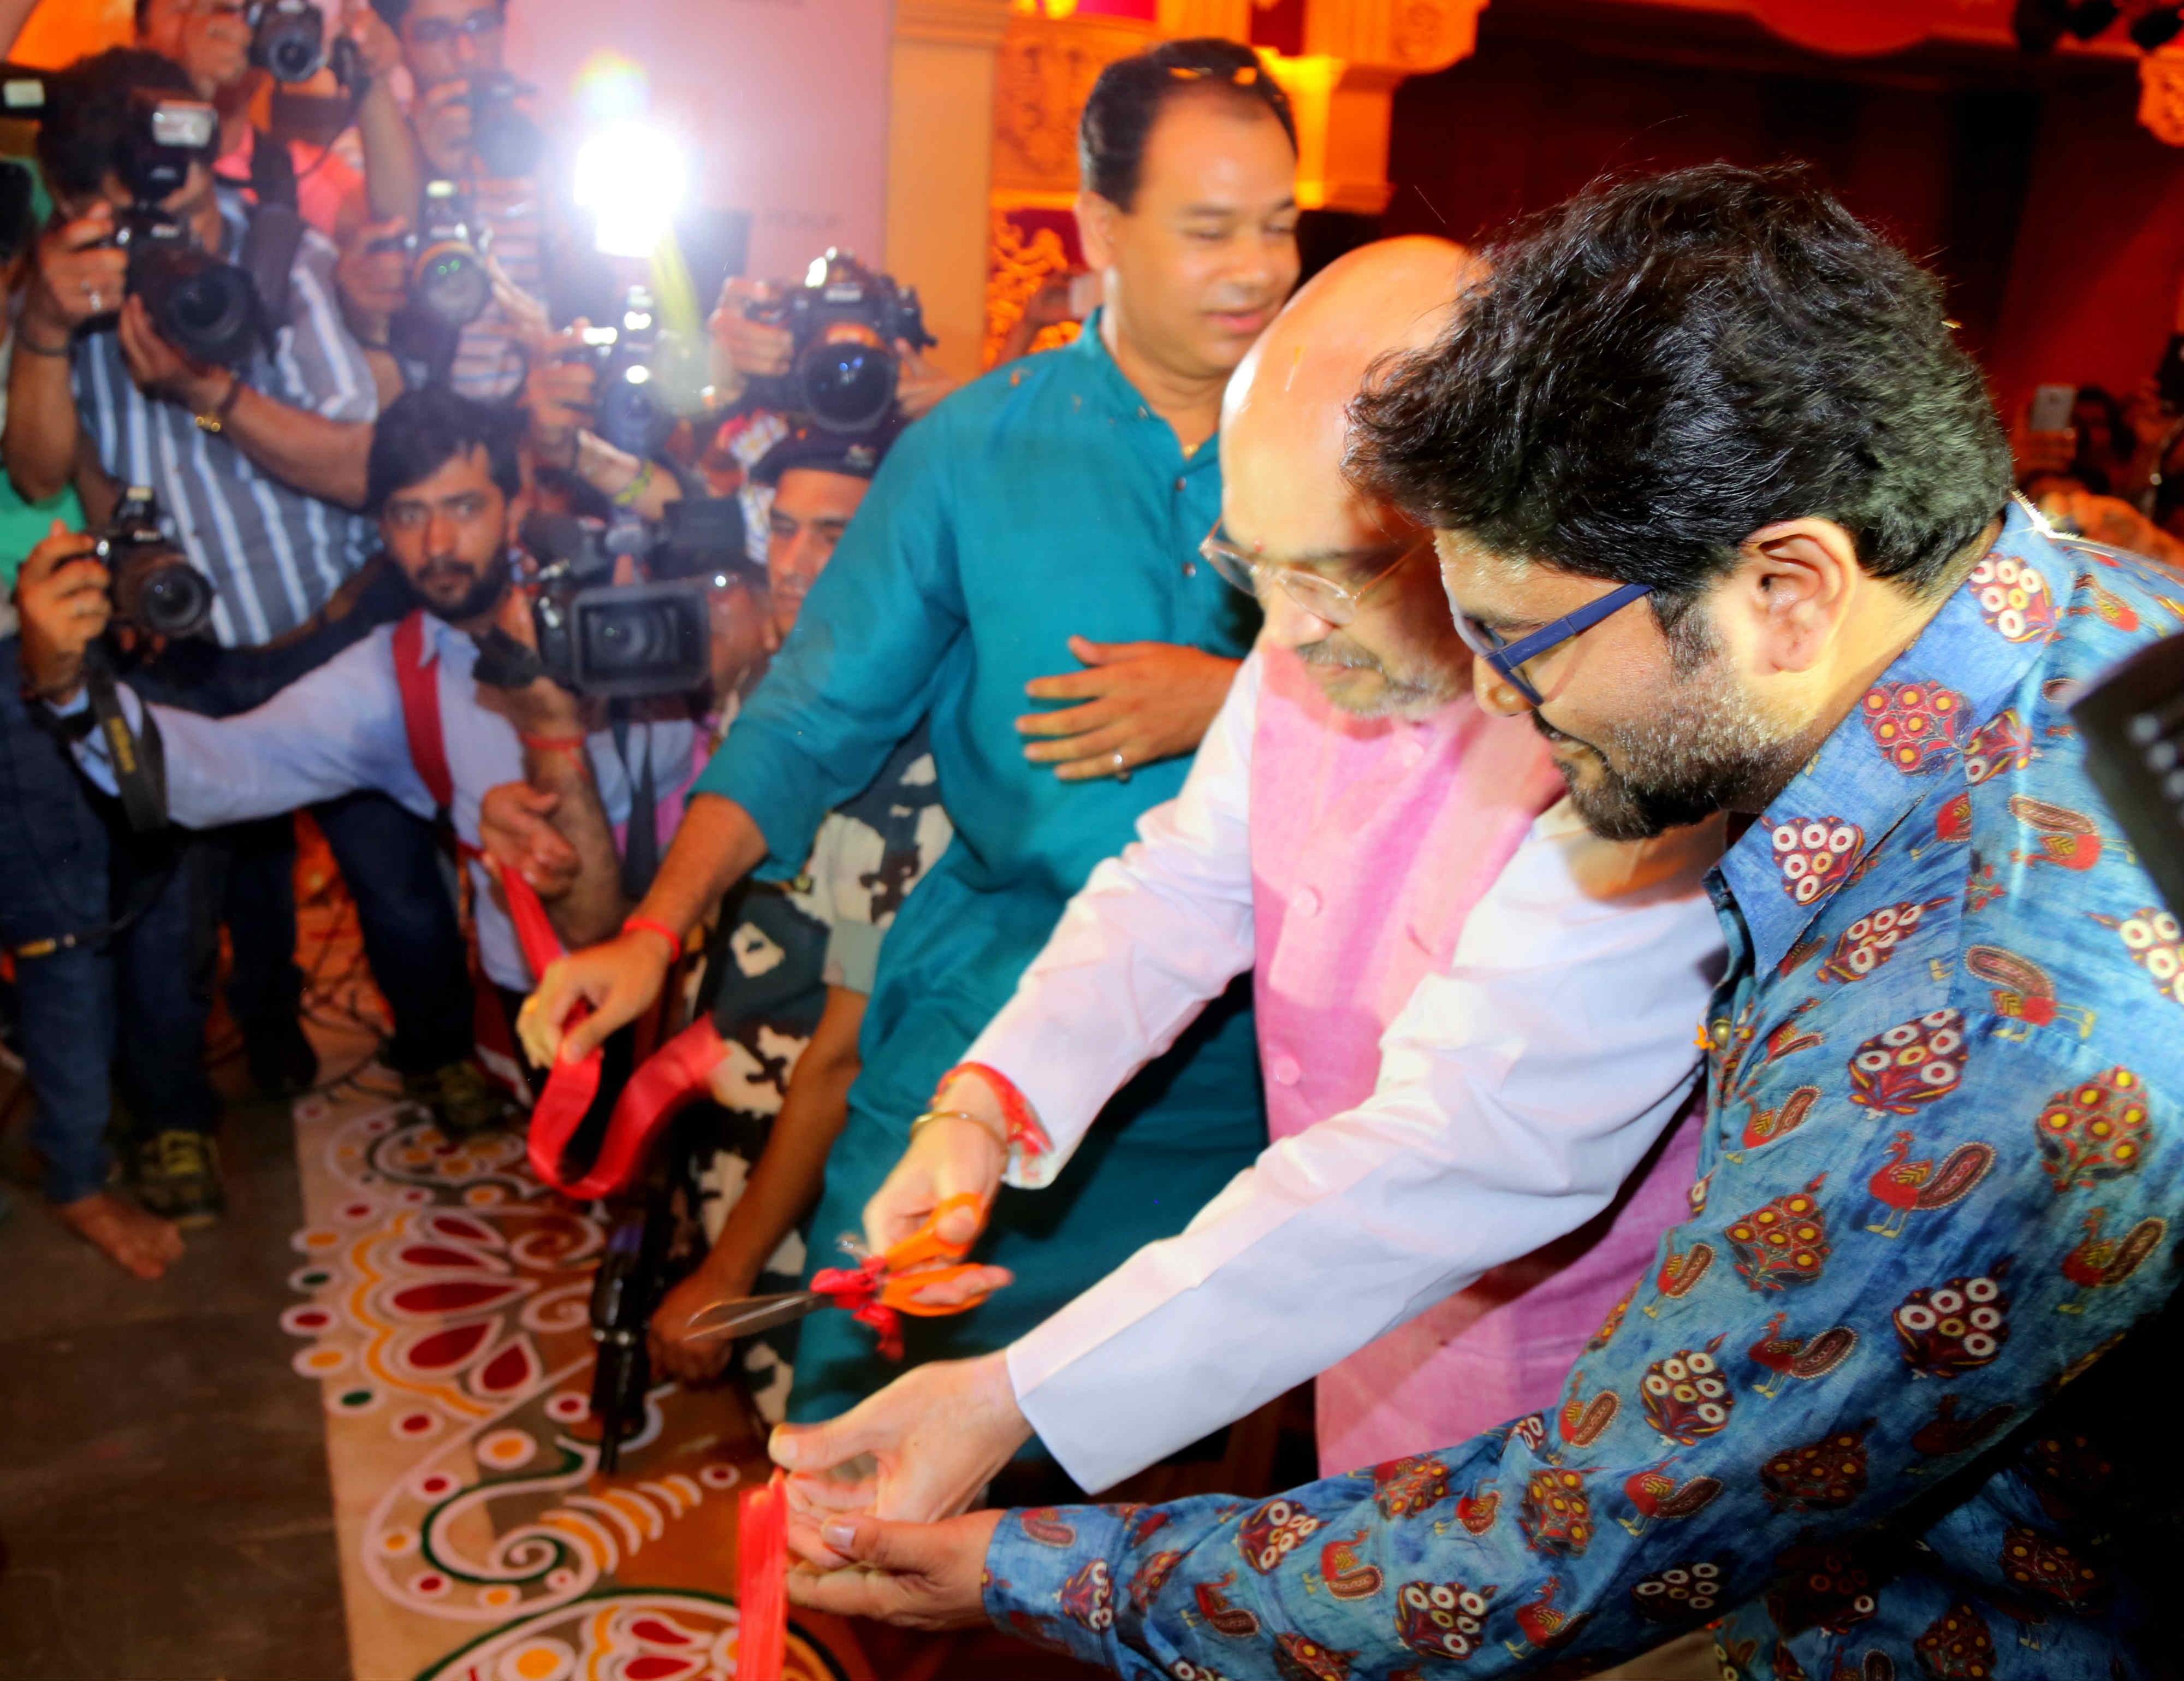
top-left (963, 653), bottom-right (1728, 1492)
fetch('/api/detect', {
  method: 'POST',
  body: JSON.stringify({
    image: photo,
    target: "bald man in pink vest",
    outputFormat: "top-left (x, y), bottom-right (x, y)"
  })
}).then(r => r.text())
top-left (768, 238), bottom-right (1724, 1526)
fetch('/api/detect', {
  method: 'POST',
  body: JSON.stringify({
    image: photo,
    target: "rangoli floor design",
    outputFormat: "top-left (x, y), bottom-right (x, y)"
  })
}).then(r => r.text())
top-left (279, 1080), bottom-right (868, 1681)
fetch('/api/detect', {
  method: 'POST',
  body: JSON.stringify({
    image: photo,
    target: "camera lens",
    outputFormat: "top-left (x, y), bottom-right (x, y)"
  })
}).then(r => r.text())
top-left (110, 551), bottom-right (217, 640)
top-left (133, 245), bottom-right (260, 366)
top-left (264, 23), bottom-right (322, 81)
top-left (797, 339), bottom-right (898, 433)
top-left (135, 559), bottom-right (217, 639)
top-left (581, 597), bottom-right (697, 676)
top-left (412, 240), bottom-right (491, 327)
top-left (566, 582), bottom-right (710, 697)
top-left (596, 372), bottom-right (666, 458)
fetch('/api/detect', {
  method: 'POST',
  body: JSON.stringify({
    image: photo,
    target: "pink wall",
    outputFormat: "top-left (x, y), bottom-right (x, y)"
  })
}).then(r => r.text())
top-left (503, 0), bottom-right (892, 282)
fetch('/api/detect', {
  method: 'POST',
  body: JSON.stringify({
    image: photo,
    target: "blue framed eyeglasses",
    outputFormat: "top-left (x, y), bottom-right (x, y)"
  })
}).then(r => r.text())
top-left (1451, 581), bottom-right (1654, 706)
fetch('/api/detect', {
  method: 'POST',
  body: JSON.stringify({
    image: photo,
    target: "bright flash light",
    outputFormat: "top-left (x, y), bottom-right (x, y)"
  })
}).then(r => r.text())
top-left (575, 122), bottom-right (686, 258)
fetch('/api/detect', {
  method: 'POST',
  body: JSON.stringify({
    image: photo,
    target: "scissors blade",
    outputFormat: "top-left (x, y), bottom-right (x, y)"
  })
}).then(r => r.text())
top-left (682, 1291), bottom-right (823, 1342)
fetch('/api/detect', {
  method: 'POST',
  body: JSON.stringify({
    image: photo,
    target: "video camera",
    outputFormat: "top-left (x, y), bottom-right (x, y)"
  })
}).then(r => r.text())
top-left (96, 486), bottom-right (217, 640)
top-left (108, 91), bottom-right (264, 367)
top-left (477, 498), bottom-right (746, 699)
top-left (743, 250), bottom-right (934, 433)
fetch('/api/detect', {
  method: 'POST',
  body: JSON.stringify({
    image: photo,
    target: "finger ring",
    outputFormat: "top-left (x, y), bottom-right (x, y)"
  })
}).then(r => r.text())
top-left (1111, 749), bottom-right (1130, 784)
top-left (85, 288), bottom-right (102, 311)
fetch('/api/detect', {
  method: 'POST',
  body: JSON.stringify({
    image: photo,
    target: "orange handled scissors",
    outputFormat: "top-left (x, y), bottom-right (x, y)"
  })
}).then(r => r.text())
top-left (682, 1193), bottom-right (998, 1347)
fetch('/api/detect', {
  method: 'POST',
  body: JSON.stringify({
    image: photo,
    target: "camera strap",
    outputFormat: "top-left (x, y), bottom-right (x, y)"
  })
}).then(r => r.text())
top-left (609, 705), bottom-right (659, 901)
top-left (82, 647), bottom-right (170, 834)
top-left (240, 126), bottom-right (305, 335)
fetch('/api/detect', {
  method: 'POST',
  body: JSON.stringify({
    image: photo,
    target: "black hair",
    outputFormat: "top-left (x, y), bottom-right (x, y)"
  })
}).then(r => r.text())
top-left (366, 386), bottom-right (524, 518)
top-left (1078, 37), bottom-right (1295, 211)
top-left (370, 0), bottom-right (505, 33)
top-left (1349, 164), bottom-right (2013, 614)
top-left (34, 48), bottom-right (197, 203)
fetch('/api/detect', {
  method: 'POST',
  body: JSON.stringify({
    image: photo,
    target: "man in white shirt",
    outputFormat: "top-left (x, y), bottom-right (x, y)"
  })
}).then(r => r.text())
top-left (766, 238), bottom-right (1726, 1541)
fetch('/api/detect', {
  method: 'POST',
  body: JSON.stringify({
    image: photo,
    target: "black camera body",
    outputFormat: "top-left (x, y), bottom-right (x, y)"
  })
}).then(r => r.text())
top-left (744, 250), bottom-right (934, 433)
top-left (501, 502), bottom-right (747, 699)
top-left (97, 486), bottom-right (217, 640)
top-left (110, 92), bottom-right (264, 367)
top-left (466, 71), bottom-right (543, 181)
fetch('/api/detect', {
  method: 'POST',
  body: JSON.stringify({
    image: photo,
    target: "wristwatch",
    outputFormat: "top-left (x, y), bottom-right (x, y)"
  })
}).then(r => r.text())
top-left (194, 372), bottom-right (245, 434)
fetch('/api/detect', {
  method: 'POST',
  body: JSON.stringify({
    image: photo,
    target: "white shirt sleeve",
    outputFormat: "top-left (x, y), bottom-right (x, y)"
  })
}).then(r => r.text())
top-left (61, 635), bottom-right (434, 827)
top-left (963, 650), bottom-right (1264, 1188)
top-left (1008, 801), bottom-right (1729, 1494)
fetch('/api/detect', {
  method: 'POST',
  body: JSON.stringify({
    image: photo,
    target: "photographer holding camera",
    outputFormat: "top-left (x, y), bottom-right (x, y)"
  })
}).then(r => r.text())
top-left (3, 49), bottom-right (484, 1211)
top-left (355, 0), bottom-right (548, 401)
top-left (14, 387), bottom-right (698, 1052)
top-left (0, 160), bottom-right (188, 1277)
top-left (531, 253), bottom-right (954, 575)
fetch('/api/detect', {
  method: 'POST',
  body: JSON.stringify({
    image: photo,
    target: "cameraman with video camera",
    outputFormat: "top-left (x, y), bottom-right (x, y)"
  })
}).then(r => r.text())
top-left (3, 48), bottom-right (482, 1214)
top-left (14, 386), bottom-right (701, 1056)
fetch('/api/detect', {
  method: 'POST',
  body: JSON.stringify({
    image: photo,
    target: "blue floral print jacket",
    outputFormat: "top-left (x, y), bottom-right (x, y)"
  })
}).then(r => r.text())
top-left (981, 501), bottom-right (2184, 1680)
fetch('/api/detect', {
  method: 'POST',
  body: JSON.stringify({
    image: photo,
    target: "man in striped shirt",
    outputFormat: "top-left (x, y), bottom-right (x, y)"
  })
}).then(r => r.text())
top-left (365, 0), bottom-right (545, 401)
top-left (2, 48), bottom-right (485, 1220)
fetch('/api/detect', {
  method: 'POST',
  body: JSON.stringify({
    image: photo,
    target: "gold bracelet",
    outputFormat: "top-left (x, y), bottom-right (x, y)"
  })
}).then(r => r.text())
top-left (909, 1108), bottom-right (1008, 1153)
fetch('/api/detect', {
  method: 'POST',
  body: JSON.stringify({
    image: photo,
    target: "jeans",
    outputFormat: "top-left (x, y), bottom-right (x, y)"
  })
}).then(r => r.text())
top-left (0, 637), bottom-right (122, 1201)
top-left (123, 563), bottom-right (473, 1079)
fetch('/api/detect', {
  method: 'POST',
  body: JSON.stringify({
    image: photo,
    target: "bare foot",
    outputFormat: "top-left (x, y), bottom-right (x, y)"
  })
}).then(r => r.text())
top-left (56, 1191), bottom-right (184, 1280)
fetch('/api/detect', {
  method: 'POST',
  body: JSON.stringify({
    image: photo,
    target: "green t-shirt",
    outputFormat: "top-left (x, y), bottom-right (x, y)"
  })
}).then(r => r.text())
top-left (0, 461), bottom-right (82, 589)
top-left (1, 159), bottom-right (84, 587)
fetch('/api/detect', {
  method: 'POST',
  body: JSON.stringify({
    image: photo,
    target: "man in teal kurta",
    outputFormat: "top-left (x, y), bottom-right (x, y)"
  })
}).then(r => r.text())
top-left (524, 38), bottom-right (1305, 1428)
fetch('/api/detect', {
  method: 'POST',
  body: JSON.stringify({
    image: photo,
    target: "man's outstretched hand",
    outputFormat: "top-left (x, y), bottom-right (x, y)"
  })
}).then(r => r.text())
top-left (786, 1510), bottom-right (1001, 1632)
top-left (769, 1350), bottom-right (1032, 1568)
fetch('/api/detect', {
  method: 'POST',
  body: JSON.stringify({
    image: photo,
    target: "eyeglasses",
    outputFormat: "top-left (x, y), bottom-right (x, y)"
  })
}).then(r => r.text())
top-left (1451, 580), bottom-right (1654, 706)
top-left (407, 7), bottom-right (503, 48)
top-left (1199, 523), bottom-right (1427, 628)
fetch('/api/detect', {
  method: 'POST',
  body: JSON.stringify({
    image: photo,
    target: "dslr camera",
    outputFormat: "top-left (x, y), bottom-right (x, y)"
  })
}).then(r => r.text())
top-left (108, 91), bottom-right (264, 366)
top-left (372, 179), bottom-right (492, 330)
top-left (247, 0), bottom-right (339, 85)
top-left (743, 250), bottom-right (933, 433)
top-left (96, 486), bottom-right (217, 640)
top-left (465, 70), bottom-right (543, 181)
top-left (568, 287), bottom-right (705, 459)
top-left (490, 498), bottom-right (746, 699)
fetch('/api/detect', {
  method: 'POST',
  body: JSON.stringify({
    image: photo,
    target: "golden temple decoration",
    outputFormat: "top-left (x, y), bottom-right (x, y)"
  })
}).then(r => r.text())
top-left (983, 208), bottom-right (1082, 366)
top-left (2143, 47), bottom-right (2184, 146)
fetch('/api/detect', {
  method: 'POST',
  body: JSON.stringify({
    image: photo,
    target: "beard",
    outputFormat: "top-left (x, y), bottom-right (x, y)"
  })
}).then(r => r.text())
top-left (1544, 640), bottom-right (1820, 842)
top-left (1296, 634), bottom-right (1463, 721)
top-left (413, 557), bottom-right (508, 624)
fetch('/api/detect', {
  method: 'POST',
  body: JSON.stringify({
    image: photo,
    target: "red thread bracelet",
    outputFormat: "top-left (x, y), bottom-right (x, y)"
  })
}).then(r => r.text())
top-left (937, 1061), bottom-right (1052, 1163)
top-left (622, 915), bottom-right (682, 958)
top-left (522, 733), bottom-right (589, 753)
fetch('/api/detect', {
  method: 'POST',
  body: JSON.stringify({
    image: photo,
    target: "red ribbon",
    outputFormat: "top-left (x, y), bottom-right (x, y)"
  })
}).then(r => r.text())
top-left (807, 1258), bottom-right (905, 1361)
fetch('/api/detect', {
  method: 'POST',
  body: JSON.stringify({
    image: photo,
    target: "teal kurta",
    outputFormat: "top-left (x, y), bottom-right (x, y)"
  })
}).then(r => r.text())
top-left (693, 320), bottom-right (1266, 1425)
